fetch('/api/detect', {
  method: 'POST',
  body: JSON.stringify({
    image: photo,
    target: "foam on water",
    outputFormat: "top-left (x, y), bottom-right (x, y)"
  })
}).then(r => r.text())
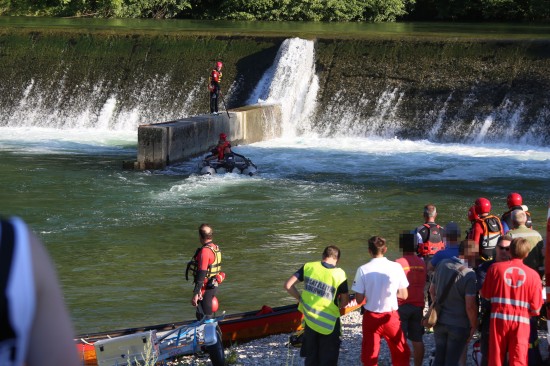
top-left (0, 127), bottom-right (136, 154)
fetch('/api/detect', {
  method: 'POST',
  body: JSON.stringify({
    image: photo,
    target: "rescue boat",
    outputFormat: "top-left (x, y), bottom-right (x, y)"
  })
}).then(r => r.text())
top-left (75, 299), bottom-right (364, 365)
top-left (200, 153), bottom-right (257, 176)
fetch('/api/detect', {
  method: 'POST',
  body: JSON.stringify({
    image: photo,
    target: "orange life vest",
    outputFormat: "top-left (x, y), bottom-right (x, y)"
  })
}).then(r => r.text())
top-left (417, 223), bottom-right (445, 257)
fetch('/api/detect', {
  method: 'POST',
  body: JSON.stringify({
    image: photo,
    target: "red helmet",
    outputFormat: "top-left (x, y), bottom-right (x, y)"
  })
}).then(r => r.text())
top-left (219, 133), bottom-right (227, 141)
top-left (467, 205), bottom-right (478, 222)
top-left (506, 192), bottom-right (522, 208)
top-left (474, 197), bottom-right (491, 215)
top-left (216, 61), bottom-right (223, 69)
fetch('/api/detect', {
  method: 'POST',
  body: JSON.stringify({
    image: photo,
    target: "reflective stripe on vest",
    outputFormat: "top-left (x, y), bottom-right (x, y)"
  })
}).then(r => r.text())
top-left (490, 297), bottom-right (532, 310)
top-left (490, 312), bottom-right (531, 325)
top-left (298, 261), bottom-right (346, 335)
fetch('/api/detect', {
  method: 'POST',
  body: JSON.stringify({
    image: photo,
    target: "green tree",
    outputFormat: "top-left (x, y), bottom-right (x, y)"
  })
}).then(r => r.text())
top-left (118, 0), bottom-right (191, 18)
top-left (363, 0), bottom-right (414, 21)
top-left (216, 0), bottom-right (414, 22)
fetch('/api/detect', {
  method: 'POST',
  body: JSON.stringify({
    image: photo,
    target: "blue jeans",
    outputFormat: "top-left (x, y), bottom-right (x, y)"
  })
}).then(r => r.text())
top-left (433, 323), bottom-right (470, 366)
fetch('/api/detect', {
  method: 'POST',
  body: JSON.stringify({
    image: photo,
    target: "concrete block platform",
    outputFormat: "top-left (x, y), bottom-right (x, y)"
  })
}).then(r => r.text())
top-left (129, 104), bottom-right (281, 170)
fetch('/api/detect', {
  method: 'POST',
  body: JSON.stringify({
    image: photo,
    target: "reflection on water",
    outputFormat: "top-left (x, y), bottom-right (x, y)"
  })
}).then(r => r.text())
top-left (2, 16), bottom-right (549, 39)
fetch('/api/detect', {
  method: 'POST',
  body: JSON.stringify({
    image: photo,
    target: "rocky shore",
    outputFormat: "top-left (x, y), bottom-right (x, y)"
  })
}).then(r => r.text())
top-left (181, 310), bottom-right (549, 365)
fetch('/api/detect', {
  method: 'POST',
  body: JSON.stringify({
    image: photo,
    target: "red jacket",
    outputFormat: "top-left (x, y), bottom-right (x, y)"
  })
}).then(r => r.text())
top-left (481, 258), bottom-right (542, 324)
top-left (216, 141), bottom-right (230, 160)
top-left (195, 242), bottom-right (218, 271)
top-left (396, 254), bottom-right (426, 307)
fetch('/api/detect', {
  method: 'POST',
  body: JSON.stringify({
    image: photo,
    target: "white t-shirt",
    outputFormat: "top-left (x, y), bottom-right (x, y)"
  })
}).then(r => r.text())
top-left (352, 257), bottom-right (409, 313)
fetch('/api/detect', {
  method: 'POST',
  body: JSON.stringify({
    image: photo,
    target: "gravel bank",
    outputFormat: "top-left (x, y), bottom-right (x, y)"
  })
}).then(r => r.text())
top-left (183, 310), bottom-right (549, 366)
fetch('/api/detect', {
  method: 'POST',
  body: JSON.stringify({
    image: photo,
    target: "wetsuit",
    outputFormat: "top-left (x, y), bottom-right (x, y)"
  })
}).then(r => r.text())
top-left (192, 242), bottom-right (221, 319)
top-left (209, 68), bottom-right (222, 114)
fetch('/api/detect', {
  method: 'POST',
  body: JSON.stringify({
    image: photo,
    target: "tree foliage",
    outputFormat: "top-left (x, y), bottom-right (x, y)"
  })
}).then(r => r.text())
top-left (409, 0), bottom-right (550, 20)
top-left (0, 0), bottom-right (548, 21)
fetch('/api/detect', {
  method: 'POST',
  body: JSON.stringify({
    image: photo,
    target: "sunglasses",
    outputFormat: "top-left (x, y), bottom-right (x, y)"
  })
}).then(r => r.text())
top-left (497, 245), bottom-right (510, 251)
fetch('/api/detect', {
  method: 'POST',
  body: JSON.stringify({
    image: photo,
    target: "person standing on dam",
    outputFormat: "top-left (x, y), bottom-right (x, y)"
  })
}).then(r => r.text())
top-left (208, 61), bottom-right (223, 115)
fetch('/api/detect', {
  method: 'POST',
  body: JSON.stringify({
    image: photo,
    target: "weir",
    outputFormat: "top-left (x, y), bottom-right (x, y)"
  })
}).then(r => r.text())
top-left (1, 27), bottom-right (549, 145)
top-left (132, 104), bottom-right (282, 170)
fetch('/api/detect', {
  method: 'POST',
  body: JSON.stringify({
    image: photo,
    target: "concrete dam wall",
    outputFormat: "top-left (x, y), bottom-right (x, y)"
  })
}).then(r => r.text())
top-left (1, 26), bottom-right (549, 145)
top-left (133, 104), bottom-right (281, 170)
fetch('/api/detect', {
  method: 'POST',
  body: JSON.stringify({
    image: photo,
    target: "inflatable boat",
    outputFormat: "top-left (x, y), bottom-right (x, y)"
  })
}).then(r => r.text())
top-left (200, 153), bottom-right (257, 176)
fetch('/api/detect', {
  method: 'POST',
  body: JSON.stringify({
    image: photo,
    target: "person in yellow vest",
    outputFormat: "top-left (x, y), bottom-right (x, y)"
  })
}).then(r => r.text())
top-left (284, 246), bottom-right (349, 366)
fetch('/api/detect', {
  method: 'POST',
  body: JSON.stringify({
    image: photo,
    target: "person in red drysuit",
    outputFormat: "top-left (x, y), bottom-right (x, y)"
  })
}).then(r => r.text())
top-left (208, 61), bottom-right (223, 115)
top-left (469, 197), bottom-right (503, 260)
top-left (189, 223), bottom-right (223, 320)
top-left (480, 237), bottom-right (543, 366)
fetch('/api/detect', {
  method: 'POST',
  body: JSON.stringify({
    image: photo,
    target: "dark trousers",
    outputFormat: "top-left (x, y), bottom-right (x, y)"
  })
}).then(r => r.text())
top-left (210, 89), bottom-right (219, 113)
top-left (196, 286), bottom-right (218, 320)
top-left (300, 320), bottom-right (341, 366)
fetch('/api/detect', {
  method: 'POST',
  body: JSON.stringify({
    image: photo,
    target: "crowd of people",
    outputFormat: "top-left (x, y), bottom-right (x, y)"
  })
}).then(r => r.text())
top-left (2, 191), bottom-right (545, 366)
top-left (282, 193), bottom-right (547, 366)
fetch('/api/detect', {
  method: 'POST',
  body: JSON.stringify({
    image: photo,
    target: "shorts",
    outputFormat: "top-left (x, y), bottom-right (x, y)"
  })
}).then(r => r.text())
top-left (397, 303), bottom-right (424, 342)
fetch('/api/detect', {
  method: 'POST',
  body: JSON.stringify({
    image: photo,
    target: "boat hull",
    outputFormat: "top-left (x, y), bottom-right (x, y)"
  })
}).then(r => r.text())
top-left (75, 301), bottom-right (363, 365)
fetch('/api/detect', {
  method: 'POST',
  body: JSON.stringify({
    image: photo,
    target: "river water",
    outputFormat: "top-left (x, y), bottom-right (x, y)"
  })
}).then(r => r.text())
top-left (1, 38), bottom-right (548, 334)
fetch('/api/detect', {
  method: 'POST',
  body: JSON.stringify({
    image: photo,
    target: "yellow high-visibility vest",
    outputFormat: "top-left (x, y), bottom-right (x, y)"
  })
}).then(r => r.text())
top-left (298, 261), bottom-right (346, 335)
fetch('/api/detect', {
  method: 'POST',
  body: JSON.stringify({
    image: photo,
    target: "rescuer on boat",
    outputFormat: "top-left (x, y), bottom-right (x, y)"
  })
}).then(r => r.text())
top-left (187, 223), bottom-right (224, 320)
top-left (206, 133), bottom-right (232, 162)
top-left (208, 61), bottom-right (223, 115)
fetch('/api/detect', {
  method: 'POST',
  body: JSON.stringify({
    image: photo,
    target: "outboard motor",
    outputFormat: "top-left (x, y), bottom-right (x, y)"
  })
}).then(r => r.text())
top-left (242, 165), bottom-right (257, 176)
top-left (201, 166), bottom-right (216, 175)
top-left (224, 153), bottom-right (236, 173)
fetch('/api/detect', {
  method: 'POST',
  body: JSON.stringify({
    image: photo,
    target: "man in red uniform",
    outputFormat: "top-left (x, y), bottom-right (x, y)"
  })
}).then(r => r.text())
top-left (208, 61), bottom-right (223, 115)
top-left (189, 223), bottom-right (222, 319)
top-left (396, 232), bottom-right (426, 366)
top-left (481, 237), bottom-right (543, 366)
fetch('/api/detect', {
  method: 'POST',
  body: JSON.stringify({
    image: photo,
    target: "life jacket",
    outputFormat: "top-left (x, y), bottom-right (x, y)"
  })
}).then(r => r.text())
top-left (216, 141), bottom-right (231, 161)
top-left (208, 69), bottom-right (222, 91)
top-left (298, 261), bottom-right (346, 335)
top-left (416, 223), bottom-right (445, 257)
top-left (475, 215), bottom-right (503, 259)
top-left (185, 243), bottom-right (222, 283)
top-left (501, 207), bottom-right (533, 232)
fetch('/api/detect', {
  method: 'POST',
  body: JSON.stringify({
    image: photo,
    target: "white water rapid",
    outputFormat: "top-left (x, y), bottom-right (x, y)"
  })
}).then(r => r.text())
top-left (246, 38), bottom-right (319, 137)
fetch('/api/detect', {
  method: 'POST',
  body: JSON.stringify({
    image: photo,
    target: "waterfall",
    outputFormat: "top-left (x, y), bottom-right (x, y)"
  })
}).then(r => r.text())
top-left (247, 38), bottom-right (319, 137)
top-left (2, 31), bottom-right (548, 145)
top-left (3, 70), bottom-right (204, 131)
